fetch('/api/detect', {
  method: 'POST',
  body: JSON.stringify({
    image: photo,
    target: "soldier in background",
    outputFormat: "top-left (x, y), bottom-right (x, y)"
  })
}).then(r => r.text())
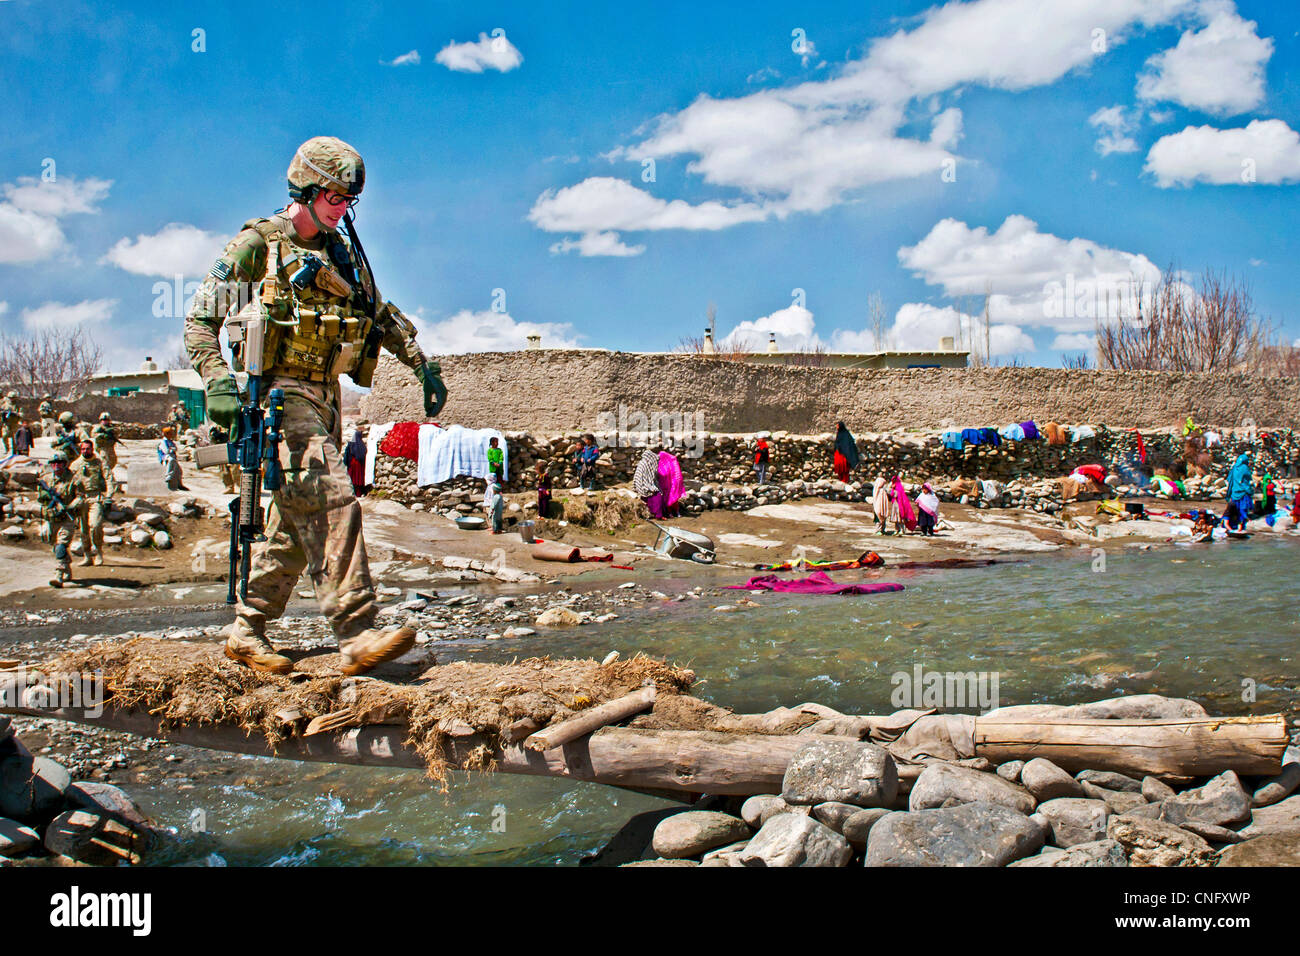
top-left (53, 412), bottom-right (80, 463)
top-left (38, 395), bottom-right (55, 436)
top-left (169, 402), bottom-right (191, 432)
top-left (39, 451), bottom-right (84, 588)
top-left (0, 391), bottom-right (19, 455)
top-left (185, 135), bottom-right (446, 675)
top-left (93, 412), bottom-right (122, 495)
top-left (72, 438), bottom-right (108, 566)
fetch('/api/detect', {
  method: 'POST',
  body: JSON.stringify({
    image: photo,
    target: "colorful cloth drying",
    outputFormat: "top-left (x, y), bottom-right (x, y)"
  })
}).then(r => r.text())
top-left (379, 421), bottom-right (421, 462)
top-left (754, 551), bottom-right (885, 572)
top-left (726, 571), bottom-right (904, 596)
top-left (998, 424), bottom-right (1025, 442)
top-left (1019, 421), bottom-right (1041, 440)
top-left (941, 431), bottom-right (963, 450)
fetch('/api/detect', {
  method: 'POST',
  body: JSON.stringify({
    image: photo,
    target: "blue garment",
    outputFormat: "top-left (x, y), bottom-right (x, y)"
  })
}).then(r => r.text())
top-left (978, 427), bottom-right (1001, 446)
top-left (941, 430), bottom-right (963, 450)
top-left (1227, 495), bottom-right (1252, 530)
top-left (1020, 420), bottom-right (1041, 440)
top-left (998, 424), bottom-right (1025, 442)
top-left (960, 428), bottom-right (982, 446)
top-left (1226, 453), bottom-right (1253, 501)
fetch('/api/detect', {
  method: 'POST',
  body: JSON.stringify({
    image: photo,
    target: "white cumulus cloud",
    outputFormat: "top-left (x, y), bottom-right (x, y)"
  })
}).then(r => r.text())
top-left (888, 303), bottom-right (1034, 357)
top-left (898, 215), bottom-right (1161, 332)
top-left (1051, 332), bottom-right (1096, 351)
top-left (0, 174), bottom-right (111, 264)
top-left (412, 309), bottom-right (579, 355)
top-left (21, 298), bottom-right (118, 331)
top-left (435, 32), bottom-right (523, 73)
top-left (1145, 118), bottom-right (1300, 186)
top-left (719, 304), bottom-right (821, 351)
top-left (1089, 106), bottom-right (1140, 155)
top-left (383, 50), bottom-right (420, 66)
top-left (102, 223), bottom-right (227, 278)
top-left (1137, 7), bottom-right (1273, 116)
top-left (548, 231), bottom-right (645, 257)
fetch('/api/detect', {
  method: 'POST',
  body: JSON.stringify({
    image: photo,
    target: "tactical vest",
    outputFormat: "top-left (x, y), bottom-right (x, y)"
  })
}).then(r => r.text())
top-left (40, 475), bottom-right (79, 521)
top-left (73, 458), bottom-right (107, 497)
top-left (230, 217), bottom-right (379, 385)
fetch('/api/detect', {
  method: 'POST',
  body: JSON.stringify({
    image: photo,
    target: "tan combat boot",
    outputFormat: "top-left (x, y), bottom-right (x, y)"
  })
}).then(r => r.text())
top-left (224, 631), bottom-right (293, 675)
top-left (339, 627), bottom-right (416, 677)
top-left (78, 553), bottom-right (94, 567)
top-left (92, 551), bottom-right (104, 566)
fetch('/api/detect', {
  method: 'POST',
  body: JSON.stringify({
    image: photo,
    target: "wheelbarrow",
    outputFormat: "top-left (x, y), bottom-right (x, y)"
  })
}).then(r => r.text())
top-left (647, 521), bottom-right (715, 563)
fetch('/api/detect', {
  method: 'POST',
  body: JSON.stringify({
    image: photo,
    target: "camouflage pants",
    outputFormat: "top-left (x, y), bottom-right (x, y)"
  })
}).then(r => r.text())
top-left (0, 422), bottom-right (13, 454)
top-left (230, 377), bottom-right (376, 643)
top-left (41, 418), bottom-right (56, 439)
top-left (98, 446), bottom-right (120, 494)
top-left (78, 497), bottom-right (106, 556)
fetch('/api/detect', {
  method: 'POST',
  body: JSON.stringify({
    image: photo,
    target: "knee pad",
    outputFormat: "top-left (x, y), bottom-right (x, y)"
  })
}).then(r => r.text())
top-left (54, 542), bottom-right (68, 561)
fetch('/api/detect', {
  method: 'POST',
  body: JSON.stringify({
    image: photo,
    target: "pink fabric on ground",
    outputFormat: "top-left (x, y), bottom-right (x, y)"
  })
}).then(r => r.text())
top-left (658, 452), bottom-right (685, 507)
top-left (726, 571), bottom-right (905, 595)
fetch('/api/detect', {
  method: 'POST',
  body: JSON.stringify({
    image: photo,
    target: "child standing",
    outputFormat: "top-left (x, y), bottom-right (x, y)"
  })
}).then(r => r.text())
top-left (487, 436), bottom-right (505, 484)
top-left (485, 479), bottom-right (504, 534)
top-left (754, 438), bottom-right (770, 485)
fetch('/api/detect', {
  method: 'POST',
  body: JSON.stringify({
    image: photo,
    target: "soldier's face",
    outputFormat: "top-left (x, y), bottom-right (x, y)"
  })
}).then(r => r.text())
top-left (79, 442), bottom-right (94, 458)
top-left (314, 190), bottom-right (349, 229)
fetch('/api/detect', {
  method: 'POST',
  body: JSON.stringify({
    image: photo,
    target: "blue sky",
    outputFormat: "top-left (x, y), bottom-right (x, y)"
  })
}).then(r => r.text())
top-left (2, 0), bottom-right (1298, 371)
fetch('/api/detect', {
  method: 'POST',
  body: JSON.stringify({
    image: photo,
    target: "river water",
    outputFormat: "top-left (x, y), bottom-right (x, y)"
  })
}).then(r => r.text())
top-left (129, 537), bottom-right (1299, 865)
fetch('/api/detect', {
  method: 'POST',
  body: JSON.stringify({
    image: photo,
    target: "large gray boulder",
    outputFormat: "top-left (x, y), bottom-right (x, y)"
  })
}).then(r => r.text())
top-left (1076, 770), bottom-right (1143, 793)
top-left (1079, 782), bottom-right (1146, 815)
top-left (811, 801), bottom-right (861, 834)
top-left (1251, 763), bottom-right (1300, 808)
top-left (44, 810), bottom-right (150, 866)
top-left (781, 738), bottom-right (897, 808)
top-left (909, 763), bottom-right (1036, 815)
top-left (651, 811), bottom-right (751, 859)
top-left (1161, 771), bottom-right (1252, 828)
top-left (0, 754), bottom-right (71, 822)
top-left (1037, 798), bottom-right (1109, 847)
top-left (842, 808), bottom-right (891, 848)
top-left (740, 794), bottom-right (798, 829)
top-left (740, 813), bottom-right (852, 867)
top-left (1010, 839), bottom-right (1128, 867)
top-left (865, 801), bottom-right (1043, 867)
top-left (1107, 814), bottom-right (1214, 867)
top-left (1141, 776), bottom-right (1176, 803)
top-left (1021, 759), bottom-right (1084, 801)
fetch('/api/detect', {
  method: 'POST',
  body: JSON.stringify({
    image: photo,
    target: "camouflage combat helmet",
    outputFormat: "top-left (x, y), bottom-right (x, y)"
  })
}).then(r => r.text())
top-left (49, 451), bottom-right (68, 464)
top-left (58, 411), bottom-right (75, 425)
top-left (287, 136), bottom-right (365, 201)
top-left (99, 412), bottom-right (111, 421)
top-left (5, 390), bottom-right (16, 399)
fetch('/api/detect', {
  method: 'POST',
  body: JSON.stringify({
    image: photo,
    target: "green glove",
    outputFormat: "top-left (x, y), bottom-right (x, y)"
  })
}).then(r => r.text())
top-left (205, 376), bottom-right (240, 430)
top-left (417, 361), bottom-right (447, 418)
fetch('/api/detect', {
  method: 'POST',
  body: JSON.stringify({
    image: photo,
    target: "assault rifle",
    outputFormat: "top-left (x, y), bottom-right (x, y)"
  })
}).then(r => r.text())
top-left (35, 477), bottom-right (76, 524)
top-left (194, 314), bottom-right (285, 604)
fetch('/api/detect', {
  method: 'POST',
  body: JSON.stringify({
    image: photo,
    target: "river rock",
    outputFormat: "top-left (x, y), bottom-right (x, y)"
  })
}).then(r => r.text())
top-left (1142, 776), bottom-right (1176, 803)
top-left (1021, 758), bottom-right (1084, 801)
top-left (909, 763), bottom-right (1036, 815)
top-left (44, 810), bottom-right (149, 866)
top-left (0, 754), bottom-right (71, 821)
top-left (534, 607), bottom-right (582, 627)
top-left (740, 813), bottom-right (852, 867)
top-left (129, 528), bottom-right (151, 547)
top-left (781, 738), bottom-right (897, 808)
top-left (1107, 814), bottom-right (1214, 867)
top-left (842, 808), bottom-right (891, 847)
top-left (811, 801), bottom-right (860, 834)
top-left (1251, 762), bottom-right (1300, 808)
top-left (1176, 820), bottom-right (1244, 844)
top-left (1241, 793), bottom-right (1300, 837)
top-left (1076, 769), bottom-right (1143, 793)
top-left (740, 794), bottom-right (797, 828)
top-left (0, 817), bottom-right (41, 856)
top-left (995, 760), bottom-right (1024, 783)
top-left (1079, 781), bottom-right (1147, 815)
top-left (152, 530), bottom-right (172, 549)
top-left (1037, 798), bottom-right (1109, 847)
top-left (1161, 771), bottom-right (1251, 828)
top-left (866, 801), bottom-right (1043, 867)
top-left (651, 811), bottom-right (751, 859)
top-left (699, 840), bottom-right (750, 867)
top-left (66, 782), bottom-right (155, 831)
top-left (1216, 830), bottom-right (1300, 867)
top-left (1009, 839), bottom-right (1128, 867)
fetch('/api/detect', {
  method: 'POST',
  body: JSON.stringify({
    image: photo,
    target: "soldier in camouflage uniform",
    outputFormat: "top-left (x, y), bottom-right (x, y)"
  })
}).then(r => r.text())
top-left (53, 412), bottom-right (80, 463)
top-left (169, 402), bottom-right (191, 432)
top-left (185, 136), bottom-right (448, 675)
top-left (93, 412), bottom-right (122, 495)
top-left (72, 438), bottom-right (108, 566)
top-left (39, 451), bottom-right (84, 588)
top-left (38, 396), bottom-right (55, 437)
top-left (0, 391), bottom-right (19, 455)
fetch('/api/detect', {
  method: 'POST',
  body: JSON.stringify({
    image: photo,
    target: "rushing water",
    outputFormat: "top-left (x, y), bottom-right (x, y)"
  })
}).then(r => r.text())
top-left (132, 537), bottom-right (1298, 866)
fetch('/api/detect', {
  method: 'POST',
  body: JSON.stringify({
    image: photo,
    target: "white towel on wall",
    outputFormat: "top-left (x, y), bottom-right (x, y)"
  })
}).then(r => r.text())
top-left (418, 425), bottom-right (507, 487)
top-left (364, 422), bottom-right (395, 487)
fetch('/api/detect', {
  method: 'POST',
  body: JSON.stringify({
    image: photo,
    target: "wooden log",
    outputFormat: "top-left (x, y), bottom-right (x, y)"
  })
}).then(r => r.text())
top-left (524, 686), bottom-right (656, 752)
top-left (974, 714), bottom-right (1288, 778)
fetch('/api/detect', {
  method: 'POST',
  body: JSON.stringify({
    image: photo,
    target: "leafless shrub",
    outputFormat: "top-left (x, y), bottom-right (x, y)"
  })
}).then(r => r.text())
top-left (166, 344), bottom-right (192, 371)
top-left (1096, 267), bottom-right (1272, 372)
top-left (1061, 352), bottom-right (1093, 369)
top-left (0, 327), bottom-right (104, 398)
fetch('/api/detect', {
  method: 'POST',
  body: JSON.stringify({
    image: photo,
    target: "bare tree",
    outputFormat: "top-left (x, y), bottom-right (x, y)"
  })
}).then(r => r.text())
top-left (1061, 352), bottom-right (1093, 370)
top-left (867, 292), bottom-right (889, 350)
top-left (1096, 266), bottom-right (1271, 373)
top-left (166, 344), bottom-right (192, 371)
top-left (0, 327), bottom-right (104, 398)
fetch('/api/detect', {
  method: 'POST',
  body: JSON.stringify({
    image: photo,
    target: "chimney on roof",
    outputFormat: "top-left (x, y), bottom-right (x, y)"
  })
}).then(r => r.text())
top-left (767, 332), bottom-right (779, 353)
top-left (526, 334), bottom-right (541, 350)
top-left (140, 356), bottom-right (157, 372)
top-left (702, 327), bottom-right (716, 354)
top-left (939, 336), bottom-right (955, 351)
